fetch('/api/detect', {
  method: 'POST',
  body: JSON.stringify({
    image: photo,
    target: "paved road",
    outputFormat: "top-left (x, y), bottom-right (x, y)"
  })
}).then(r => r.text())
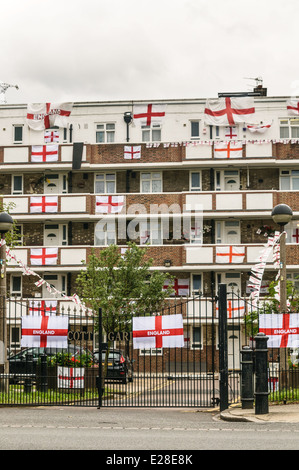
top-left (1, 406), bottom-right (299, 453)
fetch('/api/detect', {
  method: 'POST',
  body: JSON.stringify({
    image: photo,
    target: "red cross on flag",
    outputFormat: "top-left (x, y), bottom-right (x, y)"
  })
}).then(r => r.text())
top-left (31, 144), bottom-right (58, 162)
top-left (44, 130), bottom-right (59, 143)
top-left (132, 314), bottom-right (184, 349)
top-left (26, 102), bottom-right (73, 131)
top-left (216, 246), bottom-right (245, 264)
top-left (30, 247), bottom-right (58, 265)
top-left (30, 196), bottom-right (58, 213)
top-left (29, 300), bottom-right (57, 316)
top-left (225, 126), bottom-right (237, 139)
top-left (246, 123), bottom-right (272, 133)
top-left (124, 145), bottom-right (141, 159)
top-left (259, 313), bottom-right (299, 348)
top-left (96, 195), bottom-right (124, 214)
top-left (216, 299), bottom-right (245, 318)
top-left (287, 100), bottom-right (299, 116)
top-left (163, 279), bottom-right (190, 296)
top-left (204, 97), bottom-right (255, 126)
top-left (133, 104), bottom-right (166, 126)
top-left (57, 367), bottom-right (85, 389)
top-left (21, 315), bottom-right (68, 348)
top-left (214, 141), bottom-right (243, 159)
top-left (292, 228), bottom-right (299, 243)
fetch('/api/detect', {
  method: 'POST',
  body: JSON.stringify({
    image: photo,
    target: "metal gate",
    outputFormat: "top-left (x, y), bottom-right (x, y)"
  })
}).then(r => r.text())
top-left (0, 289), bottom-right (246, 407)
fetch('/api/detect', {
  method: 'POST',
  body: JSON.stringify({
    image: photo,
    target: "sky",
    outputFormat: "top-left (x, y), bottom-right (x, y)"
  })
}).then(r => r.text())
top-left (1, 0), bottom-right (299, 105)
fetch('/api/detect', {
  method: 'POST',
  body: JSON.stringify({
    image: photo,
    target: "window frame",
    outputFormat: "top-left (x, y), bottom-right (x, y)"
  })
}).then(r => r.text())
top-left (190, 171), bottom-right (201, 191)
top-left (13, 124), bottom-right (23, 144)
top-left (140, 171), bottom-right (162, 193)
top-left (141, 124), bottom-right (161, 142)
top-left (95, 123), bottom-right (115, 143)
top-left (279, 118), bottom-right (299, 139)
top-left (94, 172), bottom-right (116, 194)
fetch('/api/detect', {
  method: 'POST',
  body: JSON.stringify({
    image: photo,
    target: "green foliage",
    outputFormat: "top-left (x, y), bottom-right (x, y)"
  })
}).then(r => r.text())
top-left (48, 352), bottom-right (93, 368)
top-left (76, 243), bottom-right (174, 332)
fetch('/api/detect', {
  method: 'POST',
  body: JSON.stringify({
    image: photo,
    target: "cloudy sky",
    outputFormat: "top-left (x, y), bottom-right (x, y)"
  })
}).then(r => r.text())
top-left (1, 0), bottom-right (298, 104)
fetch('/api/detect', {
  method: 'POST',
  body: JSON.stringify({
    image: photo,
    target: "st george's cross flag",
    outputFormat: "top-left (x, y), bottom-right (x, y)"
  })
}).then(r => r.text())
top-left (21, 315), bottom-right (68, 348)
top-left (247, 123), bottom-right (272, 133)
top-left (132, 314), bottom-right (184, 349)
top-left (225, 126), bottom-right (238, 139)
top-left (124, 145), bottom-right (141, 159)
top-left (26, 102), bottom-right (73, 130)
top-left (287, 100), bottom-right (299, 116)
top-left (95, 195), bottom-right (124, 214)
top-left (29, 300), bottom-right (57, 316)
top-left (216, 246), bottom-right (245, 264)
top-left (204, 97), bottom-right (255, 126)
top-left (30, 196), bottom-right (58, 213)
top-left (163, 278), bottom-right (190, 296)
top-left (214, 141), bottom-right (243, 159)
top-left (259, 313), bottom-right (299, 348)
top-left (30, 247), bottom-right (58, 265)
top-left (44, 129), bottom-right (59, 143)
top-left (57, 367), bottom-right (85, 389)
top-left (31, 144), bottom-right (58, 162)
top-left (133, 103), bottom-right (166, 126)
top-left (216, 299), bottom-right (245, 319)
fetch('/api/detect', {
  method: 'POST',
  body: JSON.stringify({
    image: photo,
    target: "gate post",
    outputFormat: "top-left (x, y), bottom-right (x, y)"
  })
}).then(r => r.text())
top-left (254, 332), bottom-right (269, 415)
top-left (97, 307), bottom-right (104, 409)
top-left (241, 346), bottom-right (254, 409)
top-left (218, 283), bottom-right (228, 411)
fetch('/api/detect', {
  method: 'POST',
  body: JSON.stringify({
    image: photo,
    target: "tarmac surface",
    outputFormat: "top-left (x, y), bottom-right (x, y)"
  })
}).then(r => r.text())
top-left (220, 402), bottom-right (299, 423)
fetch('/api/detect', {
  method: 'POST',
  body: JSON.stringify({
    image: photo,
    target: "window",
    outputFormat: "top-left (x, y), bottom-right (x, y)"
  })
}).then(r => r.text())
top-left (280, 170), bottom-right (299, 190)
top-left (96, 123), bottom-right (115, 143)
top-left (287, 273), bottom-right (299, 293)
top-left (140, 172), bottom-right (162, 193)
top-left (95, 221), bottom-right (116, 246)
top-left (13, 125), bottom-right (23, 144)
top-left (191, 274), bottom-right (202, 295)
top-left (142, 124), bottom-right (161, 142)
top-left (190, 121), bottom-right (200, 139)
top-left (12, 175), bottom-right (23, 194)
top-left (10, 326), bottom-right (21, 348)
top-left (140, 220), bottom-right (162, 245)
top-left (14, 224), bottom-right (23, 245)
top-left (95, 173), bottom-right (116, 193)
top-left (190, 171), bottom-right (201, 191)
top-left (11, 275), bottom-right (22, 296)
top-left (280, 118), bottom-right (299, 138)
top-left (192, 326), bottom-right (202, 349)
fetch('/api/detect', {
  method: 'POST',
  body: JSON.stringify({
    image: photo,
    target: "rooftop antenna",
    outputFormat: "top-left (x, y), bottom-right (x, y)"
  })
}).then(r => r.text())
top-left (244, 76), bottom-right (263, 87)
top-left (0, 82), bottom-right (19, 104)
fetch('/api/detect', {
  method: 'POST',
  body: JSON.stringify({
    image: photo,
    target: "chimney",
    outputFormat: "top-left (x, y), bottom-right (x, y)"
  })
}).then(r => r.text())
top-left (254, 85), bottom-right (267, 96)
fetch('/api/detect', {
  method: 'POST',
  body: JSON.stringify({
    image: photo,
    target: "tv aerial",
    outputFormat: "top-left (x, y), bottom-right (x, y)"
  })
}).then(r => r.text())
top-left (0, 82), bottom-right (19, 104)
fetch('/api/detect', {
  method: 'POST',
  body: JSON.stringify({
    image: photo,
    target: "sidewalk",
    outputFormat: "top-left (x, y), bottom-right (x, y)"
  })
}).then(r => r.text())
top-left (220, 403), bottom-right (299, 423)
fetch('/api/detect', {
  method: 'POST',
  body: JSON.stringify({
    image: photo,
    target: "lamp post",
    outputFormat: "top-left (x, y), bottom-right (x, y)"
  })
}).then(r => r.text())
top-left (271, 204), bottom-right (293, 313)
top-left (0, 212), bottom-right (13, 392)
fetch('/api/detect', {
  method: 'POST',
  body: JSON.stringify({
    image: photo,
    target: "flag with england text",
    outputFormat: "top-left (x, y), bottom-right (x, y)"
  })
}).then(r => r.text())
top-left (132, 314), bottom-right (184, 349)
top-left (26, 102), bottom-right (73, 130)
top-left (21, 315), bottom-right (68, 348)
top-left (259, 314), bottom-right (299, 348)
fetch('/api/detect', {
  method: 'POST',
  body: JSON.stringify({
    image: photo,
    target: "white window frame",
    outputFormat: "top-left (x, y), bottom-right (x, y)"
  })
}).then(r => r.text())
top-left (10, 275), bottom-right (22, 297)
top-left (140, 171), bottom-right (162, 193)
top-left (95, 220), bottom-right (117, 246)
top-left (94, 173), bottom-right (116, 194)
top-left (140, 220), bottom-right (163, 245)
top-left (13, 124), bottom-right (23, 144)
top-left (190, 120), bottom-right (200, 140)
top-left (280, 118), bottom-right (299, 139)
top-left (287, 272), bottom-right (299, 293)
top-left (141, 124), bottom-right (161, 142)
top-left (12, 174), bottom-right (23, 195)
top-left (190, 325), bottom-right (203, 350)
top-left (190, 171), bottom-right (201, 191)
top-left (280, 169), bottom-right (299, 190)
top-left (96, 123), bottom-right (115, 143)
top-left (191, 273), bottom-right (202, 295)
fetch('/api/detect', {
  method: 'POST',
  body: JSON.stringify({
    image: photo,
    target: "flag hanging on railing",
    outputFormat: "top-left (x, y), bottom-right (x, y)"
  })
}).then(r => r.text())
top-left (259, 313), bottom-right (299, 348)
top-left (21, 315), bottom-right (68, 348)
top-left (132, 314), bottom-right (184, 349)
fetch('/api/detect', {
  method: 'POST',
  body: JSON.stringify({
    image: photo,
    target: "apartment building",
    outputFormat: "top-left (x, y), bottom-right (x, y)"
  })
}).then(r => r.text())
top-left (2, 90), bottom-right (299, 364)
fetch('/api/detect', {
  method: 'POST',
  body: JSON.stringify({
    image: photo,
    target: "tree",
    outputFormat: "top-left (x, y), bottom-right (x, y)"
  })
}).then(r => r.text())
top-left (76, 243), bottom-right (174, 378)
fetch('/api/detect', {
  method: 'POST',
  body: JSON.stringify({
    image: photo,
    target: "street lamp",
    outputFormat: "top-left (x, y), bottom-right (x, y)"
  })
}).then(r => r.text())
top-left (271, 204), bottom-right (293, 312)
top-left (0, 212), bottom-right (13, 392)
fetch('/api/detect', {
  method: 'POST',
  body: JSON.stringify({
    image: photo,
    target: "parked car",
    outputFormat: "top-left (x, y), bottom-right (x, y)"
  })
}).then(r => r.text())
top-left (93, 350), bottom-right (133, 384)
top-left (8, 345), bottom-right (92, 381)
